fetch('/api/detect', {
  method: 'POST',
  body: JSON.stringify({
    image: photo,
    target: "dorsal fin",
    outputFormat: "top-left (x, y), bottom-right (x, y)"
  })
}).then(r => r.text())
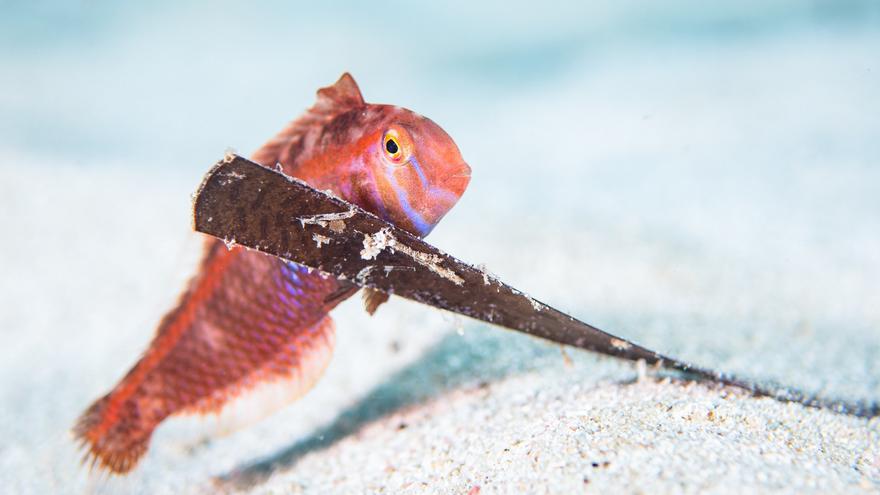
top-left (251, 73), bottom-right (366, 169)
top-left (314, 72), bottom-right (365, 112)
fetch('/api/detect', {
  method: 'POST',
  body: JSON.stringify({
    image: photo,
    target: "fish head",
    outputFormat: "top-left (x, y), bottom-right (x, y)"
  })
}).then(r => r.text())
top-left (356, 105), bottom-right (471, 237)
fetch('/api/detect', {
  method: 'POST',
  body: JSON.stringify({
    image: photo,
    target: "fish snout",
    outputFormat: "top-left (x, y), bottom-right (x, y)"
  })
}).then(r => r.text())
top-left (442, 161), bottom-right (471, 197)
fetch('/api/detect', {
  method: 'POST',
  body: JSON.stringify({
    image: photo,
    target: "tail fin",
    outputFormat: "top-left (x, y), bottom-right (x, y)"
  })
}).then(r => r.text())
top-left (73, 394), bottom-right (153, 474)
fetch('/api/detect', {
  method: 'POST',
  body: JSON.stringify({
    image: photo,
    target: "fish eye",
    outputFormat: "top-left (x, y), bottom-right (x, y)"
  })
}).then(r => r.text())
top-left (383, 131), bottom-right (404, 161)
top-left (385, 137), bottom-right (399, 155)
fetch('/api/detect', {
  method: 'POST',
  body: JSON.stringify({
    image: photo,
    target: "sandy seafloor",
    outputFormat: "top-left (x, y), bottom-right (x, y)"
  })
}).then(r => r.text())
top-left (1, 3), bottom-right (880, 494)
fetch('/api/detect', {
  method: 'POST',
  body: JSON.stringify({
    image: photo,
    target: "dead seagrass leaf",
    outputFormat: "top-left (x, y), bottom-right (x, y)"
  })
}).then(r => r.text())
top-left (193, 154), bottom-right (878, 419)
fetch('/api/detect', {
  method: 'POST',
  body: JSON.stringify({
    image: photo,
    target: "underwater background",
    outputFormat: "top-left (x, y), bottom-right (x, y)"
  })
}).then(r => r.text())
top-left (1, 1), bottom-right (879, 493)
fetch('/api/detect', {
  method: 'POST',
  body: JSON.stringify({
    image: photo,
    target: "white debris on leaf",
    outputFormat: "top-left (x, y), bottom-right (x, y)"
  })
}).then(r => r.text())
top-left (476, 263), bottom-right (498, 285)
top-left (222, 170), bottom-right (245, 180)
top-left (359, 227), bottom-right (464, 285)
top-left (360, 228), bottom-right (392, 260)
top-left (223, 238), bottom-right (237, 250)
top-left (322, 188), bottom-right (344, 201)
top-left (527, 296), bottom-right (543, 311)
top-left (512, 287), bottom-right (543, 311)
top-left (298, 208), bottom-right (356, 228)
top-left (355, 265), bottom-right (375, 285)
top-left (391, 240), bottom-right (464, 286)
top-left (328, 220), bottom-right (346, 233)
top-left (218, 169), bottom-right (246, 186)
top-left (312, 233), bottom-right (331, 248)
top-left (379, 265), bottom-right (416, 278)
top-left (610, 338), bottom-right (632, 350)
top-left (508, 286), bottom-right (544, 312)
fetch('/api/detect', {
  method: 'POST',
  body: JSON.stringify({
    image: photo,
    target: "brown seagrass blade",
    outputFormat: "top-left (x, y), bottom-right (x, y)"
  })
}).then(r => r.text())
top-left (192, 154), bottom-right (878, 419)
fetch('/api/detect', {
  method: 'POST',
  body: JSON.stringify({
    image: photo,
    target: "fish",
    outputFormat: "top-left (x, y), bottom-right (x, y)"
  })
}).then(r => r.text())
top-left (73, 73), bottom-right (472, 474)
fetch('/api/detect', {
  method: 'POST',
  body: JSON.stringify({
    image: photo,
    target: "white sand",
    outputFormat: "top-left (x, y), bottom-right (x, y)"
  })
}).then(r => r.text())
top-left (1, 140), bottom-right (877, 493)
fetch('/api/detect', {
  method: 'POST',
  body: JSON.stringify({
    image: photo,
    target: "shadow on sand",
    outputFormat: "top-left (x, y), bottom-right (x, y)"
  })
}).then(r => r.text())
top-left (213, 315), bottom-right (880, 491)
top-left (214, 326), bottom-right (575, 491)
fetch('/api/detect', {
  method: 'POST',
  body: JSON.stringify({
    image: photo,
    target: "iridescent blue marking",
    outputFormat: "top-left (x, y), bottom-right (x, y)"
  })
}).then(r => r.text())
top-left (409, 156), bottom-right (430, 189)
top-left (280, 261), bottom-right (312, 303)
top-left (427, 184), bottom-right (458, 205)
top-left (410, 156), bottom-right (459, 205)
top-left (285, 261), bottom-right (311, 278)
top-left (386, 165), bottom-right (431, 236)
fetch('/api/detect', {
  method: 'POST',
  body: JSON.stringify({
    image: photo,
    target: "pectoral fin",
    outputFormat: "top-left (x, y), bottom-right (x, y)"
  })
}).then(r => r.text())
top-left (362, 288), bottom-right (390, 316)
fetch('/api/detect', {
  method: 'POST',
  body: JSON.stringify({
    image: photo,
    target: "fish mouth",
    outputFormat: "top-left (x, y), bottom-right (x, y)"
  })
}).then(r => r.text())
top-left (442, 173), bottom-right (471, 197)
top-left (442, 161), bottom-right (471, 193)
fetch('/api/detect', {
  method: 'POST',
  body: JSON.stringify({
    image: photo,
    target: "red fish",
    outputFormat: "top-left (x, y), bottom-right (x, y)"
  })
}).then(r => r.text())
top-left (74, 73), bottom-right (471, 474)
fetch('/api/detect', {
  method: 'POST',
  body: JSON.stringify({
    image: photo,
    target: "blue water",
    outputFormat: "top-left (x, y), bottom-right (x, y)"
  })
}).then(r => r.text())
top-left (2, 1), bottom-right (878, 170)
